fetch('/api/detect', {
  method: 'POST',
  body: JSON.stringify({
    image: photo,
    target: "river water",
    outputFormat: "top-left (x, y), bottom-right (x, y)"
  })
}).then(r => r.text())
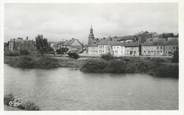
top-left (4, 64), bottom-right (178, 110)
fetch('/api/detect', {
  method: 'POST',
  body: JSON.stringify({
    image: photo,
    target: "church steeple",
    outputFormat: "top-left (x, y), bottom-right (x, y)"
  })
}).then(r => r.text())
top-left (90, 25), bottom-right (93, 34)
top-left (88, 25), bottom-right (95, 45)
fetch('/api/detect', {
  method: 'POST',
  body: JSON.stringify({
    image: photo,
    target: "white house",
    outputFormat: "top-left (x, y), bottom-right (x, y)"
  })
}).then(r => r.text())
top-left (141, 42), bottom-right (165, 56)
top-left (87, 45), bottom-right (99, 56)
top-left (112, 43), bottom-right (126, 57)
top-left (125, 43), bottom-right (139, 56)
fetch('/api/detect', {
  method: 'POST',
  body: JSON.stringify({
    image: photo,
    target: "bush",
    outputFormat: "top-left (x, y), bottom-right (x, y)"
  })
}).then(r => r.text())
top-left (80, 58), bottom-right (178, 78)
top-left (80, 59), bottom-right (108, 73)
top-left (153, 64), bottom-right (178, 78)
top-left (4, 94), bottom-right (14, 105)
top-left (4, 51), bottom-right (19, 56)
top-left (68, 52), bottom-right (79, 59)
top-left (18, 101), bottom-right (40, 110)
top-left (7, 56), bottom-right (60, 69)
top-left (20, 50), bottom-right (30, 55)
top-left (35, 57), bottom-right (59, 69)
top-left (101, 53), bottom-right (114, 60)
top-left (17, 56), bottom-right (35, 68)
top-left (104, 59), bottom-right (126, 73)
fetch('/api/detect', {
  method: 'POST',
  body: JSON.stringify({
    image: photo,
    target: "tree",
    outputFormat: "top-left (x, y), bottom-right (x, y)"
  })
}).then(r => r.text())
top-left (20, 49), bottom-right (30, 55)
top-left (101, 53), bottom-right (114, 60)
top-left (35, 35), bottom-right (50, 55)
top-left (172, 48), bottom-right (179, 63)
top-left (68, 52), bottom-right (79, 59)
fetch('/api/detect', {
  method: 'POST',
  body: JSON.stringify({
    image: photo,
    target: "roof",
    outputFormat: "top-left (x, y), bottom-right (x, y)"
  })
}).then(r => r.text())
top-left (165, 39), bottom-right (178, 45)
top-left (124, 42), bottom-right (139, 47)
top-left (88, 44), bottom-right (98, 47)
top-left (142, 39), bottom-right (178, 46)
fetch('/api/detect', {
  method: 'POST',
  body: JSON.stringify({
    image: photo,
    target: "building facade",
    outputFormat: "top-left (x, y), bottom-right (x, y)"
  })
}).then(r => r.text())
top-left (112, 43), bottom-right (126, 57)
top-left (141, 43), bottom-right (165, 56)
top-left (87, 26), bottom-right (178, 57)
top-left (50, 38), bottom-right (84, 54)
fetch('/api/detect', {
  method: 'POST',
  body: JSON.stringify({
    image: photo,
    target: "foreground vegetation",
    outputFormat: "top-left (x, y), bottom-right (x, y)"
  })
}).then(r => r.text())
top-left (4, 94), bottom-right (39, 111)
top-left (80, 56), bottom-right (178, 78)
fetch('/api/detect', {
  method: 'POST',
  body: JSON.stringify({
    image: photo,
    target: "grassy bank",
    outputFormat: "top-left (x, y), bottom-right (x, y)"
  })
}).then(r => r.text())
top-left (4, 56), bottom-right (60, 69)
top-left (4, 56), bottom-right (87, 69)
top-left (80, 57), bottom-right (178, 78)
top-left (4, 55), bottom-right (178, 78)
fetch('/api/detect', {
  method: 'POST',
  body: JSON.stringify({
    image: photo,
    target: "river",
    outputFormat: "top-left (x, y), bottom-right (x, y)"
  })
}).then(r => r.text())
top-left (4, 64), bottom-right (178, 110)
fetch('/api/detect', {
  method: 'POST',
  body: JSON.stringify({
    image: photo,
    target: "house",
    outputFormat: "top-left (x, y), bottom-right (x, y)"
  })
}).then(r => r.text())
top-left (50, 38), bottom-right (84, 54)
top-left (125, 43), bottom-right (139, 56)
top-left (97, 40), bottom-right (113, 56)
top-left (112, 42), bottom-right (126, 57)
top-left (141, 42), bottom-right (165, 56)
top-left (87, 45), bottom-right (99, 56)
top-left (164, 39), bottom-right (178, 56)
top-left (65, 38), bottom-right (84, 53)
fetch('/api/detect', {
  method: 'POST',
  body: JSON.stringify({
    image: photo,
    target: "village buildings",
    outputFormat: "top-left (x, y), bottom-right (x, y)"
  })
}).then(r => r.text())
top-left (4, 26), bottom-right (178, 57)
top-left (87, 26), bottom-right (178, 57)
top-left (49, 38), bottom-right (84, 53)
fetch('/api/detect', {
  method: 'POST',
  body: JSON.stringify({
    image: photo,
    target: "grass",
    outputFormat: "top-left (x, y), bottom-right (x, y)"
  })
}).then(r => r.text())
top-left (4, 56), bottom-right (60, 69)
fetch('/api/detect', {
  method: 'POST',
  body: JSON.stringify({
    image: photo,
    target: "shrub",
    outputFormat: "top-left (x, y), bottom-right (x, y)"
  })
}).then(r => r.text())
top-left (104, 59), bottom-right (126, 73)
top-left (35, 57), bottom-right (59, 69)
top-left (4, 51), bottom-right (19, 56)
top-left (17, 56), bottom-right (35, 68)
top-left (68, 52), bottom-right (79, 59)
top-left (101, 53), bottom-right (114, 60)
top-left (80, 59), bottom-right (108, 73)
top-left (4, 94), bottom-right (14, 105)
top-left (7, 56), bottom-right (60, 69)
top-left (153, 64), bottom-right (178, 78)
top-left (20, 50), bottom-right (30, 55)
top-left (80, 58), bottom-right (178, 78)
top-left (18, 101), bottom-right (40, 110)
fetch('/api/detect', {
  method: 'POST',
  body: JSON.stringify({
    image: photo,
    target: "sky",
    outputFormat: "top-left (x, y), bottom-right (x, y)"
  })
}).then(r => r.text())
top-left (4, 3), bottom-right (178, 43)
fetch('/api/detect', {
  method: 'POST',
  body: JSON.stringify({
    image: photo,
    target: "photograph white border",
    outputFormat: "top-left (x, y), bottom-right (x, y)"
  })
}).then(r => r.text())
top-left (0, 0), bottom-right (183, 115)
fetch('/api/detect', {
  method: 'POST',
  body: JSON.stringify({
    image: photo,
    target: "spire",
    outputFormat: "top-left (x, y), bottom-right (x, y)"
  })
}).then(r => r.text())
top-left (90, 24), bottom-right (93, 34)
top-left (88, 25), bottom-right (95, 45)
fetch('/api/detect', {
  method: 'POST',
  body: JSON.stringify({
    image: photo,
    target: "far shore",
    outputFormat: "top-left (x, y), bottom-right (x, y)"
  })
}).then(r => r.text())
top-left (4, 55), bottom-right (174, 69)
top-left (4, 55), bottom-right (178, 78)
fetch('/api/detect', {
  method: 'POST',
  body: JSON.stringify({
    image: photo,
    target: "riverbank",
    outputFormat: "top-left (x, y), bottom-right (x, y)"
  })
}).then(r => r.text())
top-left (80, 57), bottom-right (178, 78)
top-left (4, 55), bottom-right (178, 78)
top-left (4, 56), bottom-right (88, 69)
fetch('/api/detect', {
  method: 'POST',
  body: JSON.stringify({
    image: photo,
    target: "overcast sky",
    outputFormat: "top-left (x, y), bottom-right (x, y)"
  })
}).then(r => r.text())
top-left (5, 3), bottom-right (178, 43)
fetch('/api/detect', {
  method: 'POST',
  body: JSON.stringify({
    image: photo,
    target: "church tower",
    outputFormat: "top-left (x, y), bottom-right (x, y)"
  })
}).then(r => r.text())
top-left (88, 25), bottom-right (95, 45)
